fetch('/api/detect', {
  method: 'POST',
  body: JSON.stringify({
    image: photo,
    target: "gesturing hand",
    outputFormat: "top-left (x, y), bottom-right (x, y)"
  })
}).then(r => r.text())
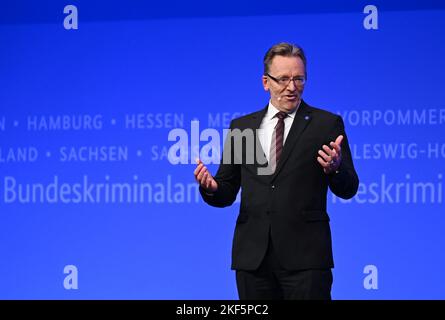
top-left (317, 135), bottom-right (343, 174)
top-left (194, 159), bottom-right (218, 193)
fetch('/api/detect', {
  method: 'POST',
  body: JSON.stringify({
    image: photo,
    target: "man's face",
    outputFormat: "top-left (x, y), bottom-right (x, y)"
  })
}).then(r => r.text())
top-left (262, 55), bottom-right (306, 113)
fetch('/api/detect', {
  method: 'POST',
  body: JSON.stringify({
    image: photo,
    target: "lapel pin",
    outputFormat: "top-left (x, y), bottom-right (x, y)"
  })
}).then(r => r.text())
top-left (304, 115), bottom-right (310, 120)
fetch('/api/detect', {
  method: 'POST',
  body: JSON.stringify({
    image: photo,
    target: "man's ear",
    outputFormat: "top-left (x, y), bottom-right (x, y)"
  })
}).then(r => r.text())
top-left (262, 76), bottom-right (269, 91)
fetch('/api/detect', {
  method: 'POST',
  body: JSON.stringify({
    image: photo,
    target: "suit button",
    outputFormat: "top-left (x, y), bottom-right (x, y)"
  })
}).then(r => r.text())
top-left (271, 185), bottom-right (275, 189)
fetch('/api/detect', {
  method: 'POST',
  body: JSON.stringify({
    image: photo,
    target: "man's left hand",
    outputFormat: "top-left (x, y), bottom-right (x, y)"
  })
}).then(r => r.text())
top-left (317, 135), bottom-right (343, 174)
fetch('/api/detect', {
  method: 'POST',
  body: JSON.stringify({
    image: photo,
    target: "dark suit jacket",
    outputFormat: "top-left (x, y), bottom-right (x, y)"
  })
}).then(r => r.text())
top-left (200, 100), bottom-right (359, 271)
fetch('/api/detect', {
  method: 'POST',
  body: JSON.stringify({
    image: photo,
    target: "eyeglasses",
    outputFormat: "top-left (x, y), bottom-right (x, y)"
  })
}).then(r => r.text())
top-left (266, 73), bottom-right (306, 86)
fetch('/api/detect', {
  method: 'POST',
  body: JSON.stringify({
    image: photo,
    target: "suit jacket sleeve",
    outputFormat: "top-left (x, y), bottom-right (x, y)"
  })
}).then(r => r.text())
top-left (199, 120), bottom-right (241, 207)
top-left (327, 116), bottom-right (359, 199)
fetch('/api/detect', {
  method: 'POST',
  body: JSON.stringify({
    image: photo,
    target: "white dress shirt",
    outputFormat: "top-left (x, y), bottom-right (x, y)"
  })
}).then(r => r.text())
top-left (258, 101), bottom-right (300, 162)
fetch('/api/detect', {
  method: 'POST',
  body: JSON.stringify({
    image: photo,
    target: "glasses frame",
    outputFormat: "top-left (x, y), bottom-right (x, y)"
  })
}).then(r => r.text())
top-left (265, 73), bottom-right (306, 86)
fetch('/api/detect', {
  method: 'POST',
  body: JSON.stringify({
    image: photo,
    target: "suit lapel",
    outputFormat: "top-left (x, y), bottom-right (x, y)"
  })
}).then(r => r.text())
top-left (270, 100), bottom-right (313, 182)
top-left (249, 105), bottom-right (268, 167)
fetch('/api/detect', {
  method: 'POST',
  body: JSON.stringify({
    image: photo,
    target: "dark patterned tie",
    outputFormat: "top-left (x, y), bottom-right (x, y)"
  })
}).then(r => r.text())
top-left (270, 111), bottom-right (288, 171)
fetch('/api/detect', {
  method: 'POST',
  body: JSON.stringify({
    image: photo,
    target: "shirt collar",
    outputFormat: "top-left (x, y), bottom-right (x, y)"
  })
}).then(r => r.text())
top-left (267, 100), bottom-right (300, 120)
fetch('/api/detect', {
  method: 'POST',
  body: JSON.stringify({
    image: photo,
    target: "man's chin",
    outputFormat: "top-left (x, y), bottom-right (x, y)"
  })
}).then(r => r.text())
top-left (282, 99), bottom-right (300, 112)
top-left (272, 97), bottom-right (300, 112)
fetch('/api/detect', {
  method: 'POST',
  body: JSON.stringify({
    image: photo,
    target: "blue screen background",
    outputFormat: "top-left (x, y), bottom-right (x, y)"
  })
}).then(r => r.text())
top-left (1, 1), bottom-right (444, 299)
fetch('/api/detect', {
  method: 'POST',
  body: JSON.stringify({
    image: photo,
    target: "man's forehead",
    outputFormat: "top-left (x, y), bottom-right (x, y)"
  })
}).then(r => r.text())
top-left (269, 56), bottom-right (305, 73)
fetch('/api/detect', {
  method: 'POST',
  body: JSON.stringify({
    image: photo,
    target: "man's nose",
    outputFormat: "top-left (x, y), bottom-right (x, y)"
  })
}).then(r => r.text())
top-left (287, 79), bottom-right (297, 91)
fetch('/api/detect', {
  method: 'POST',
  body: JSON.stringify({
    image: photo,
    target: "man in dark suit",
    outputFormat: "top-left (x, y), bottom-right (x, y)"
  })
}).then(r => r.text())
top-left (194, 42), bottom-right (359, 300)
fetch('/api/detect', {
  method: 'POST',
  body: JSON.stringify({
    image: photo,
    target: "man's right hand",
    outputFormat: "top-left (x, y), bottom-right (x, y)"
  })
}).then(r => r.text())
top-left (194, 159), bottom-right (218, 193)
